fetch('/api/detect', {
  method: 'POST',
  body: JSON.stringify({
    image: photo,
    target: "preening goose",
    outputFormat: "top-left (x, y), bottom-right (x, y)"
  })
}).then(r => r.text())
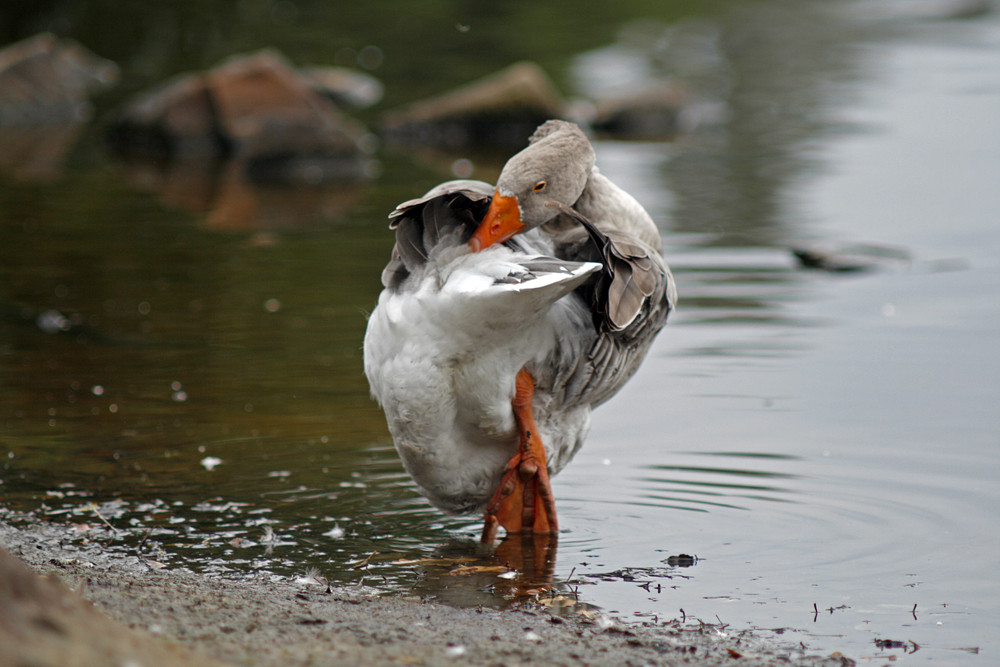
top-left (364, 120), bottom-right (676, 543)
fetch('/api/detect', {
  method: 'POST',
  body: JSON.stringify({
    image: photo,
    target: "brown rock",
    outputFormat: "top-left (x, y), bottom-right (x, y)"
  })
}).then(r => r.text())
top-left (380, 61), bottom-right (568, 150)
top-left (590, 83), bottom-right (689, 140)
top-left (0, 32), bottom-right (118, 123)
top-left (106, 50), bottom-right (374, 183)
top-left (0, 545), bottom-right (223, 667)
top-left (0, 33), bottom-right (117, 180)
top-left (299, 65), bottom-right (384, 110)
top-left (108, 72), bottom-right (222, 159)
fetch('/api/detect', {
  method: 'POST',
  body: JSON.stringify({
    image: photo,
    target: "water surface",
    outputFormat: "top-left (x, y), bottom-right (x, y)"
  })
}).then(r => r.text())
top-left (2, 2), bottom-right (999, 664)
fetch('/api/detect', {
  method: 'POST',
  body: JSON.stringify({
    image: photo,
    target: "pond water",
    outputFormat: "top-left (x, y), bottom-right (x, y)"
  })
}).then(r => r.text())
top-left (2, 1), bottom-right (999, 664)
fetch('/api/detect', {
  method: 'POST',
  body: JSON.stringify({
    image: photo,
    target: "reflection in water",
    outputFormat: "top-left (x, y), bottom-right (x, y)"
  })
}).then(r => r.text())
top-left (116, 156), bottom-right (367, 231)
top-left (493, 533), bottom-right (558, 596)
top-left (407, 534), bottom-right (561, 608)
top-left (3, 0), bottom-right (1000, 662)
top-left (0, 124), bottom-right (87, 182)
top-left (572, 3), bottom-right (869, 246)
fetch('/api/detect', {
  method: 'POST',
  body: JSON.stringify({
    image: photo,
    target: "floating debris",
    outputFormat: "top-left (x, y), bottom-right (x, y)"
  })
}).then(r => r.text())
top-left (391, 557), bottom-right (472, 566)
top-left (445, 564), bottom-right (512, 576)
top-left (322, 524), bottom-right (345, 539)
top-left (791, 241), bottom-right (911, 273)
top-left (200, 456), bottom-right (223, 471)
top-left (664, 553), bottom-right (699, 567)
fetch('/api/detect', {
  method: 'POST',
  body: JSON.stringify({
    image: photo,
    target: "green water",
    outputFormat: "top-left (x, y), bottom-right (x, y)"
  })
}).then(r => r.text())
top-left (3, 1), bottom-right (1000, 663)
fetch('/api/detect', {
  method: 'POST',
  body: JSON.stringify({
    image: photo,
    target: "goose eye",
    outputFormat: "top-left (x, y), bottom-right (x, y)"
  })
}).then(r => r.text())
top-left (532, 181), bottom-right (547, 192)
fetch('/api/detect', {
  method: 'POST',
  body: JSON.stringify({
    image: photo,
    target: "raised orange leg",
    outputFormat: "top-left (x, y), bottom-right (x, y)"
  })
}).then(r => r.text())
top-left (481, 369), bottom-right (559, 544)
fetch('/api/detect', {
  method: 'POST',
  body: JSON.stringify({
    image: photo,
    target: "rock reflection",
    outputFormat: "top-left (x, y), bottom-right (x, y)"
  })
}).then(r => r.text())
top-left (571, 3), bottom-right (870, 246)
top-left (116, 155), bottom-right (366, 231)
top-left (0, 124), bottom-right (87, 183)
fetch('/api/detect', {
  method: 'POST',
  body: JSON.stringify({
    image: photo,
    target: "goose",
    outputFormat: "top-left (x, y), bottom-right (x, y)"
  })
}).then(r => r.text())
top-left (363, 120), bottom-right (676, 543)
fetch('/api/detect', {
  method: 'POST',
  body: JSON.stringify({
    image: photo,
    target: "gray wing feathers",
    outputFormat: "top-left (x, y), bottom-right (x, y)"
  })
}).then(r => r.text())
top-left (389, 179), bottom-right (493, 224)
top-left (382, 181), bottom-right (494, 289)
top-left (381, 187), bottom-right (676, 414)
top-left (542, 200), bottom-right (675, 409)
top-left (605, 230), bottom-right (666, 330)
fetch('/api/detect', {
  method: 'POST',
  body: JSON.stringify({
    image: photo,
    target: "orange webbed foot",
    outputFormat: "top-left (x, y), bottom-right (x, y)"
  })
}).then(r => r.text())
top-left (481, 370), bottom-right (559, 544)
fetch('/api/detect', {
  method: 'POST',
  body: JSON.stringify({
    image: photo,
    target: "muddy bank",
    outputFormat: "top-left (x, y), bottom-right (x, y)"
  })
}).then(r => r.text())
top-left (0, 518), bottom-right (853, 666)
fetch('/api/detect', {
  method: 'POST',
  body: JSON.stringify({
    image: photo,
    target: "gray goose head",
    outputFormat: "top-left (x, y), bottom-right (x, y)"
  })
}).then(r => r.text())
top-left (469, 120), bottom-right (595, 252)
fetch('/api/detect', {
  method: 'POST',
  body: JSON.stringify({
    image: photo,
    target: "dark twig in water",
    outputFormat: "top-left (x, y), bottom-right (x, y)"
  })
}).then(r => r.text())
top-left (564, 567), bottom-right (580, 602)
top-left (134, 528), bottom-right (152, 568)
top-left (310, 569), bottom-right (333, 594)
top-left (353, 550), bottom-right (377, 570)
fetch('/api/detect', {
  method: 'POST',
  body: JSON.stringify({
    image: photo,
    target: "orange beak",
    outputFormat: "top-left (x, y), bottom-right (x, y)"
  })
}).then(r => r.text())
top-left (469, 190), bottom-right (524, 252)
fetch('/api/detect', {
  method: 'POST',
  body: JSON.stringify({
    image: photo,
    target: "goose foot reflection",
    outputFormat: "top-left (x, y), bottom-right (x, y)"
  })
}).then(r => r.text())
top-left (491, 533), bottom-right (558, 599)
top-left (407, 533), bottom-right (572, 609)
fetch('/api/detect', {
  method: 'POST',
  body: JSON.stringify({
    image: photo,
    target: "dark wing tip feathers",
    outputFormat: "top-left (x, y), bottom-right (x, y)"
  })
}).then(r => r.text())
top-left (382, 185), bottom-right (493, 290)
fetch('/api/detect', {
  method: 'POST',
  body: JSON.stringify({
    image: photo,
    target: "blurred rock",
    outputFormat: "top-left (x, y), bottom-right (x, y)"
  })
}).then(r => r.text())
top-left (0, 33), bottom-right (118, 181)
top-left (106, 71), bottom-right (222, 159)
top-left (380, 61), bottom-right (568, 150)
top-left (589, 83), bottom-right (689, 140)
top-left (0, 545), bottom-right (221, 667)
top-left (301, 65), bottom-right (383, 110)
top-left (0, 32), bottom-right (118, 123)
top-left (106, 50), bottom-right (376, 184)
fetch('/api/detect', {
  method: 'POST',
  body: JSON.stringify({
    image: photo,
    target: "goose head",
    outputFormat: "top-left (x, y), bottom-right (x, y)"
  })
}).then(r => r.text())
top-left (469, 120), bottom-right (595, 252)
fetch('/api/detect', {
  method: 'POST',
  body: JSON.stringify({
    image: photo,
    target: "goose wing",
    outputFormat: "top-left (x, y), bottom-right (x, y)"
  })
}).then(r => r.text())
top-left (545, 201), bottom-right (676, 408)
top-left (382, 180), bottom-right (494, 290)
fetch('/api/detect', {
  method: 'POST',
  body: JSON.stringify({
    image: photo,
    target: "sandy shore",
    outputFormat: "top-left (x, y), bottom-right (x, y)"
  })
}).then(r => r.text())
top-left (0, 518), bottom-right (854, 666)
